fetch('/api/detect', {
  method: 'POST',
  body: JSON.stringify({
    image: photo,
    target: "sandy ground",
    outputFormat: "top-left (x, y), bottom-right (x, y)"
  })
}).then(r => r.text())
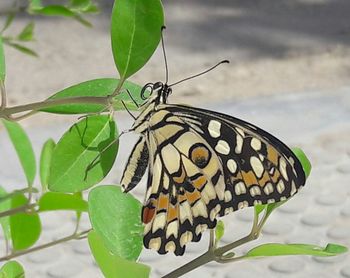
top-left (0, 0), bottom-right (350, 127)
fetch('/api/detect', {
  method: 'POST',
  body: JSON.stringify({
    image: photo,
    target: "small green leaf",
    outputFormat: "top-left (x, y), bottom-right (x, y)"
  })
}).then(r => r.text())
top-left (1, 13), bottom-right (16, 33)
top-left (30, 5), bottom-right (75, 17)
top-left (0, 187), bottom-right (11, 240)
top-left (29, 0), bottom-right (43, 10)
top-left (254, 204), bottom-right (266, 216)
top-left (10, 194), bottom-right (41, 251)
top-left (292, 147), bottom-right (311, 178)
top-left (88, 185), bottom-right (143, 261)
top-left (0, 36), bottom-right (5, 81)
top-left (111, 0), bottom-right (164, 79)
top-left (38, 192), bottom-right (88, 212)
top-left (2, 120), bottom-right (36, 187)
top-left (40, 139), bottom-right (56, 192)
top-left (88, 230), bottom-right (150, 278)
top-left (41, 78), bottom-right (146, 114)
top-left (0, 261), bottom-right (25, 278)
top-left (245, 243), bottom-right (348, 258)
top-left (48, 115), bottom-right (118, 193)
top-left (17, 22), bottom-right (35, 41)
top-left (215, 220), bottom-right (225, 243)
top-left (5, 42), bottom-right (38, 57)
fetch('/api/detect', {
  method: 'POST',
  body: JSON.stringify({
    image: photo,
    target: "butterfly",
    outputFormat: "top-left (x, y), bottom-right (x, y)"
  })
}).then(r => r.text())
top-left (120, 73), bottom-right (306, 256)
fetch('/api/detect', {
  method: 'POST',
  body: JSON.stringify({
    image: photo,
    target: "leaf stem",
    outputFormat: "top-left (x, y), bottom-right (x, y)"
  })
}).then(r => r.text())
top-left (0, 203), bottom-right (36, 218)
top-left (0, 96), bottom-right (111, 120)
top-left (0, 229), bottom-right (91, 262)
top-left (0, 80), bottom-right (6, 110)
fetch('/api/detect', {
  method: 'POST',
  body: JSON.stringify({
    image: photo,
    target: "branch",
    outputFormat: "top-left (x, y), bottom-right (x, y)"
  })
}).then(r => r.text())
top-left (0, 229), bottom-right (91, 262)
top-left (0, 203), bottom-right (36, 218)
top-left (0, 96), bottom-right (111, 120)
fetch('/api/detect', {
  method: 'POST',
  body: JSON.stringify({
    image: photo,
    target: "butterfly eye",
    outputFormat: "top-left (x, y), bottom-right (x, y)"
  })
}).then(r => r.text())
top-left (153, 82), bottom-right (163, 90)
top-left (189, 143), bottom-right (211, 169)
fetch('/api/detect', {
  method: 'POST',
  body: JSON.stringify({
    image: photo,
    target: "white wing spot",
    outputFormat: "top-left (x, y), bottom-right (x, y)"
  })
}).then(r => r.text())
top-left (224, 190), bottom-right (232, 202)
top-left (250, 156), bottom-right (264, 178)
top-left (149, 238), bottom-right (161, 250)
top-left (238, 201), bottom-right (249, 209)
top-left (277, 180), bottom-right (285, 194)
top-left (208, 120), bottom-right (221, 138)
top-left (235, 134), bottom-right (243, 154)
top-left (264, 182), bottom-right (274, 195)
top-left (236, 128), bottom-right (245, 137)
top-left (279, 158), bottom-right (288, 181)
top-left (251, 138), bottom-right (262, 151)
top-left (215, 140), bottom-right (230, 155)
top-left (227, 159), bottom-right (237, 174)
top-left (250, 186), bottom-right (261, 197)
top-left (291, 181), bottom-right (297, 196)
top-left (235, 181), bottom-right (247, 195)
top-left (165, 241), bottom-right (176, 252)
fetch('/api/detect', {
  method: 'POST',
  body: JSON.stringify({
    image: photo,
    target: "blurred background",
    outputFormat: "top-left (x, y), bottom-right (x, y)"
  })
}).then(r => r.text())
top-left (0, 1), bottom-right (350, 277)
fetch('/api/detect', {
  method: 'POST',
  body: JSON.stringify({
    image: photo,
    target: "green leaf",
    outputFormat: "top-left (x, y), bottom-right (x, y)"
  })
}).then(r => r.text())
top-left (10, 194), bottom-right (41, 251)
top-left (111, 0), bottom-right (164, 79)
top-left (30, 5), bottom-right (75, 17)
top-left (254, 204), bottom-right (266, 216)
top-left (41, 78), bottom-right (146, 114)
top-left (88, 185), bottom-right (143, 261)
top-left (0, 36), bottom-right (5, 81)
top-left (1, 13), bottom-right (16, 33)
top-left (0, 261), bottom-right (25, 278)
top-left (2, 120), bottom-right (36, 187)
top-left (0, 187), bottom-right (11, 240)
top-left (38, 192), bottom-right (88, 212)
top-left (29, 0), bottom-right (43, 10)
top-left (17, 22), bottom-right (35, 42)
top-left (215, 220), bottom-right (225, 243)
top-left (88, 230), bottom-right (150, 278)
top-left (5, 42), bottom-right (38, 57)
top-left (40, 139), bottom-right (56, 192)
top-left (48, 115), bottom-right (118, 193)
top-left (245, 243), bottom-right (348, 258)
top-left (292, 147), bottom-right (311, 178)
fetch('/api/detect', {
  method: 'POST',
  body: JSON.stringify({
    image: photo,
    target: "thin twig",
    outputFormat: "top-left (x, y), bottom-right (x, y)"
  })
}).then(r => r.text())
top-left (0, 203), bottom-right (36, 218)
top-left (0, 229), bottom-right (91, 262)
top-left (0, 80), bottom-right (6, 110)
top-left (0, 96), bottom-right (111, 119)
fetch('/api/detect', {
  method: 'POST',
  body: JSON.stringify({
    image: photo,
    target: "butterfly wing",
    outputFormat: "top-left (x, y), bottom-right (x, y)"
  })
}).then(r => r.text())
top-left (160, 104), bottom-right (306, 215)
top-left (121, 104), bottom-right (306, 256)
top-left (141, 114), bottom-right (226, 255)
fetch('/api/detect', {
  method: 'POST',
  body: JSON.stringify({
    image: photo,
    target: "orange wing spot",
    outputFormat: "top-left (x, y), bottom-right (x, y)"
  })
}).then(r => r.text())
top-left (158, 195), bottom-right (168, 210)
top-left (167, 205), bottom-right (178, 222)
top-left (190, 145), bottom-right (210, 168)
top-left (173, 166), bottom-right (187, 184)
top-left (241, 171), bottom-right (259, 187)
top-left (142, 206), bottom-right (156, 224)
top-left (271, 168), bottom-right (281, 183)
top-left (258, 171), bottom-right (271, 188)
top-left (178, 194), bottom-right (187, 203)
top-left (267, 146), bottom-right (279, 165)
top-left (186, 191), bottom-right (201, 205)
top-left (192, 176), bottom-right (207, 190)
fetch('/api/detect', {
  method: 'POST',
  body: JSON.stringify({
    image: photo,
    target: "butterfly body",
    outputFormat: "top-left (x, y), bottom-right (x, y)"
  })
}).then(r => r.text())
top-left (121, 82), bottom-right (306, 256)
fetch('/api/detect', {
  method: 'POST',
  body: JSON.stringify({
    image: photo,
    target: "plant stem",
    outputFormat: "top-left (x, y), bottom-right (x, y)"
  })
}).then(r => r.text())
top-left (162, 251), bottom-right (213, 278)
top-left (0, 203), bottom-right (36, 218)
top-left (0, 96), bottom-right (110, 119)
top-left (0, 187), bottom-right (39, 202)
top-left (0, 80), bottom-right (6, 110)
top-left (0, 229), bottom-right (91, 262)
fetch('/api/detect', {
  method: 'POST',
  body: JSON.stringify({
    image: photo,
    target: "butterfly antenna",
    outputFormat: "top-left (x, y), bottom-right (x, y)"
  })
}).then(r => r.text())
top-left (161, 26), bottom-right (169, 84)
top-left (169, 60), bottom-right (229, 87)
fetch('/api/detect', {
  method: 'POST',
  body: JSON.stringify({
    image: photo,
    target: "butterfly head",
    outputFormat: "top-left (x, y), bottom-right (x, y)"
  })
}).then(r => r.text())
top-left (141, 81), bottom-right (172, 104)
